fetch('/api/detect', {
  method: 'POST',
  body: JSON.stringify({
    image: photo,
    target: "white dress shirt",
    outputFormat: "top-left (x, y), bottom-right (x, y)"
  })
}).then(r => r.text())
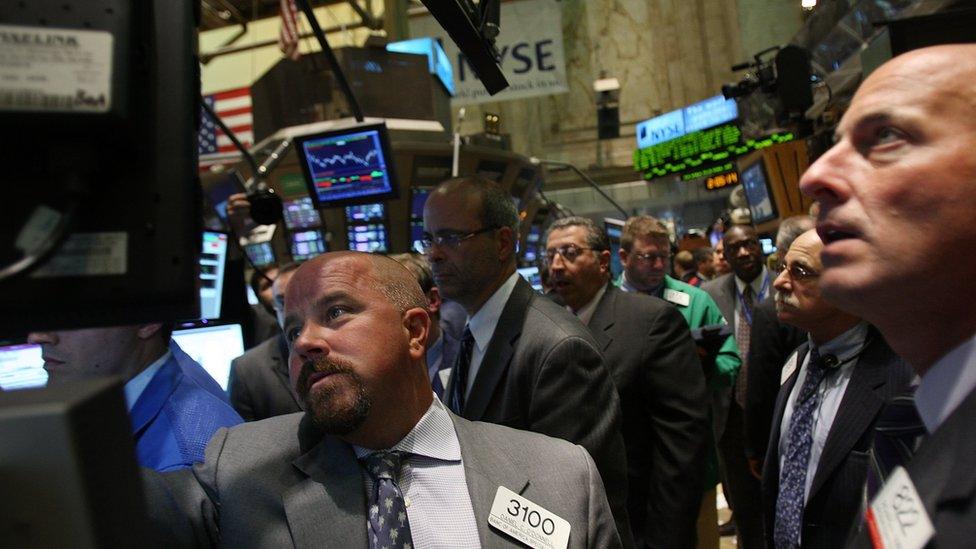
top-left (354, 397), bottom-right (480, 548)
top-left (571, 282), bottom-right (608, 325)
top-left (123, 350), bottom-right (171, 411)
top-left (464, 271), bottom-right (520, 397)
top-left (915, 332), bottom-right (976, 434)
top-left (779, 321), bottom-right (869, 505)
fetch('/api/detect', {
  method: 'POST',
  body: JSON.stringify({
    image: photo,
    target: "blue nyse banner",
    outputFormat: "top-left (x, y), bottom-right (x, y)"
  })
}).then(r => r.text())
top-left (636, 95), bottom-right (738, 149)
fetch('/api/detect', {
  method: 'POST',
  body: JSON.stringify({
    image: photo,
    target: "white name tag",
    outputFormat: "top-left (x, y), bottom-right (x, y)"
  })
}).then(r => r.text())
top-left (488, 486), bottom-right (570, 549)
top-left (663, 288), bottom-right (690, 307)
top-left (780, 351), bottom-right (799, 385)
top-left (866, 467), bottom-right (934, 549)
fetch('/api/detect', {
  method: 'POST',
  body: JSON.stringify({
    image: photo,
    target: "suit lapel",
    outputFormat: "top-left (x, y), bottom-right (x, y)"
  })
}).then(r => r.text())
top-left (453, 414), bottom-right (530, 548)
top-left (271, 335), bottom-right (301, 408)
top-left (463, 278), bottom-right (533, 420)
top-left (586, 283), bottom-right (616, 353)
top-left (285, 419), bottom-right (368, 548)
top-left (808, 338), bottom-right (889, 497)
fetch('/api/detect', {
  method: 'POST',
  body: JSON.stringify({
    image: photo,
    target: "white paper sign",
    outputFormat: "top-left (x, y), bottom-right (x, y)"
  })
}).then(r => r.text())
top-left (867, 467), bottom-right (935, 549)
top-left (488, 486), bottom-right (570, 549)
top-left (410, 0), bottom-right (568, 105)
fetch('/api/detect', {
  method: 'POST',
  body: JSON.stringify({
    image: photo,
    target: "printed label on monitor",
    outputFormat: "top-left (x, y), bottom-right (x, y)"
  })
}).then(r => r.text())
top-left (0, 24), bottom-right (113, 113)
top-left (30, 232), bottom-right (127, 277)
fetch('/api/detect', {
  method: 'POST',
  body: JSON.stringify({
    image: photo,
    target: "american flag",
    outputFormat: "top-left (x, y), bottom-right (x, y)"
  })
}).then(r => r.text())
top-left (199, 87), bottom-right (253, 169)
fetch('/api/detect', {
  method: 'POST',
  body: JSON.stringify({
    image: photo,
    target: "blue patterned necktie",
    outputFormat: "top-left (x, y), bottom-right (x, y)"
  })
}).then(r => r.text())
top-left (774, 347), bottom-right (830, 548)
top-left (362, 451), bottom-right (414, 549)
top-left (449, 326), bottom-right (474, 415)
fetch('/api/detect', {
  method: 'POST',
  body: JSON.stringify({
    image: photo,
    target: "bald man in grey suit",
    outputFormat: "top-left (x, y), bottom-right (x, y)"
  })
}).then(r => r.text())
top-left (144, 252), bottom-right (621, 548)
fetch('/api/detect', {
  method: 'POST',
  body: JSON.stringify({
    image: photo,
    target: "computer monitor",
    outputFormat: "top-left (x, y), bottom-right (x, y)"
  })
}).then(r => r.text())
top-left (171, 323), bottom-right (245, 391)
top-left (523, 224), bottom-right (542, 263)
top-left (740, 159), bottom-right (779, 224)
top-left (347, 224), bottom-right (389, 253)
top-left (295, 122), bottom-right (399, 208)
top-left (282, 196), bottom-right (323, 230)
top-left (760, 237), bottom-right (776, 256)
top-left (0, 343), bottom-right (46, 391)
top-left (200, 232), bottom-right (229, 321)
top-left (243, 241), bottom-right (277, 268)
top-left (345, 202), bottom-right (387, 222)
top-left (203, 171), bottom-right (246, 221)
top-left (410, 188), bottom-right (431, 252)
top-left (517, 266), bottom-right (543, 292)
top-left (290, 229), bottom-right (328, 262)
top-left (604, 218), bottom-right (626, 279)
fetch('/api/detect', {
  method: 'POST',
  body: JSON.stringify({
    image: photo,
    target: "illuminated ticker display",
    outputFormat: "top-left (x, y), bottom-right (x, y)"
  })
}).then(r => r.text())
top-left (705, 171), bottom-right (739, 190)
top-left (633, 124), bottom-right (795, 180)
top-left (680, 162), bottom-right (735, 182)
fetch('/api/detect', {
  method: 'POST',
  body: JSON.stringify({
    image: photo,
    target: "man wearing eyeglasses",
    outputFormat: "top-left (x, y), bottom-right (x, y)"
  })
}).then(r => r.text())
top-left (545, 216), bottom-right (709, 549)
top-left (762, 229), bottom-right (913, 549)
top-left (616, 214), bottom-right (741, 547)
top-left (422, 176), bottom-right (634, 547)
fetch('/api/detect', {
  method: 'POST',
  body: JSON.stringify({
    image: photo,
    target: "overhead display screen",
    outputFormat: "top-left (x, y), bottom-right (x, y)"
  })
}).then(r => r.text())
top-left (635, 94), bottom-right (738, 149)
top-left (296, 123), bottom-right (398, 208)
top-left (634, 126), bottom-right (795, 180)
top-left (290, 230), bottom-right (328, 262)
top-left (283, 196), bottom-right (322, 230)
top-left (741, 160), bottom-right (778, 224)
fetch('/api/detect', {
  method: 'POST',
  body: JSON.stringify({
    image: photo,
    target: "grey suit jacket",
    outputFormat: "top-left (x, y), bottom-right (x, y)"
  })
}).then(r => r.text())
top-left (143, 410), bottom-right (623, 548)
top-left (761, 332), bottom-right (913, 549)
top-left (587, 284), bottom-right (709, 549)
top-left (227, 335), bottom-right (301, 422)
top-left (444, 277), bottom-right (633, 547)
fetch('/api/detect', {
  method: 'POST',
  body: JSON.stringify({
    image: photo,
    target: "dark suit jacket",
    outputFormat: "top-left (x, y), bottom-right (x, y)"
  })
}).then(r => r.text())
top-left (144, 410), bottom-right (623, 548)
top-left (445, 276), bottom-right (633, 548)
top-left (762, 332), bottom-right (913, 549)
top-left (850, 385), bottom-right (976, 548)
top-left (228, 335), bottom-right (301, 422)
top-left (587, 284), bottom-right (709, 549)
top-left (745, 299), bottom-right (807, 462)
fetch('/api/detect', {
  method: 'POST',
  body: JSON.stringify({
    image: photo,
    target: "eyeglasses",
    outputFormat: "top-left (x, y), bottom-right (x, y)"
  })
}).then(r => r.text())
top-left (775, 261), bottom-right (820, 281)
top-left (725, 239), bottom-right (760, 254)
top-left (629, 251), bottom-right (669, 264)
top-left (419, 226), bottom-right (497, 252)
top-left (545, 244), bottom-right (596, 263)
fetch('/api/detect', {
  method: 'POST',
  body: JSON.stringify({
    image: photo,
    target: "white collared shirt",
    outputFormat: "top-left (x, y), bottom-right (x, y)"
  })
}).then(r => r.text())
top-left (464, 271), bottom-right (520, 397)
top-left (571, 283), bottom-right (608, 326)
top-left (354, 397), bottom-right (480, 548)
top-left (915, 333), bottom-right (976, 434)
top-left (779, 321), bottom-right (869, 506)
top-left (123, 350), bottom-right (171, 411)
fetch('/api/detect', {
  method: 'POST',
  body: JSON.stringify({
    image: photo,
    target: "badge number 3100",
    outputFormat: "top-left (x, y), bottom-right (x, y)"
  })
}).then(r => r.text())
top-left (488, 486), bottom-right (570, 549)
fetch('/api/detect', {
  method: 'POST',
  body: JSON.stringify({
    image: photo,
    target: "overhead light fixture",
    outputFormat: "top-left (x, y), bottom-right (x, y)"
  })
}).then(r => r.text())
top-left (801, 0), bottom-right (817, 9)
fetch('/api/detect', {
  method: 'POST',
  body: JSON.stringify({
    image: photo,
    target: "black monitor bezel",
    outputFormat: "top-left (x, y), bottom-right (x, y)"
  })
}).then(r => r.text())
top-left (294, 122), bottom-right (400, 209)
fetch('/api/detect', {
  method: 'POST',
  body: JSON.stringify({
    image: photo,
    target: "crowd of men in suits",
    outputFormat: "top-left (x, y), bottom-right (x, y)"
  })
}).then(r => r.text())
top-left (22, 43), bottom-right (976, 547)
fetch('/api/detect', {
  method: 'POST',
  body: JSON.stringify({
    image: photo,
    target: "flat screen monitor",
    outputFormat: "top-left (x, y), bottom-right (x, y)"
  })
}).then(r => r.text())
top-left (243, 241), bottom-right (277, 268)
top-left (523, 224), bottom-right (542, 263)
top-left (347, 224), bottom-right (389, 253)
top-left (604, 218), bottom-right (626, 279)
top-left (517, 266), bottom-right (543, 292)
top-left (295, 122), bottom-right (399, 208)
top-left (411, 187), bottom-right (431, 219)
top-left (204, 171), bottom-right (246, 221)
top-left (0, 343), bottom-right (46, 390)
top-left (290, 229), bottom-right (328, 262)
top-left (740, 159), bottom-right (778, 224)
top-left (282, 196), bottom-right (323, 230)
top-left (171, 323), bottom-right (245, 391)
top-left (345, 202), bottom-right (386, 223)
top-left (200, 232), bottom-right (229, 320)
top-left (760, 237), bottom-right (776, 256)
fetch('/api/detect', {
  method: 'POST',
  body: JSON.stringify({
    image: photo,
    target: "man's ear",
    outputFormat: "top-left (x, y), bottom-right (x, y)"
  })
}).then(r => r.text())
top-left (497, 226), bottom-right (516, 262)
top-left (618, 248), bottom-right (629, 265)
top-left (426, 286), bottom-right (443, 315)
top-left (598, 249), bottom-right (612, 275)
top-left (403, 308), bottom-right (430, 361)
top-left (136, 323), bottom-right (164, 340)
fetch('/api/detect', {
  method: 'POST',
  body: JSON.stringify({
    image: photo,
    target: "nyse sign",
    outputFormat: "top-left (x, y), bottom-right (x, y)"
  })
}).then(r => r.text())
top-left (410, 0), bottom-right (568, 105)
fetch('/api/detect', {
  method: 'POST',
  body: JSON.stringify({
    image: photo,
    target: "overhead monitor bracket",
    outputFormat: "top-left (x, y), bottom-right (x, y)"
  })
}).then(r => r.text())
top-left (419, 0), bottom-right (510, 95)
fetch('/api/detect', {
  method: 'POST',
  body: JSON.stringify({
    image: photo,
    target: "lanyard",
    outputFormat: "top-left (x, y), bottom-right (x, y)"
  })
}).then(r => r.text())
top-left (736, 273), bottom-right (769, 325)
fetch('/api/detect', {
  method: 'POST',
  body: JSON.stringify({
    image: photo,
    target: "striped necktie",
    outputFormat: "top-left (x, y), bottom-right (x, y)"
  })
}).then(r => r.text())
top-left (449, 326), bottom-right (474, 415)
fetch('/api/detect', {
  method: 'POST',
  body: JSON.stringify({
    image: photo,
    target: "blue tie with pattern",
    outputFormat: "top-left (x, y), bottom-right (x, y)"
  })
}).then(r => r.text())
top-left (449, 326), bottom-right (475, 415)
top-left (774, 347), bottom-right (830, 548)
top-left (362, 451), bottom-right (414, 549)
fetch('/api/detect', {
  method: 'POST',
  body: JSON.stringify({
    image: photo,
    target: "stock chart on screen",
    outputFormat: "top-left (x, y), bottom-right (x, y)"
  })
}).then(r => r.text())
top-left (298, 126), bottom-right (396, 206)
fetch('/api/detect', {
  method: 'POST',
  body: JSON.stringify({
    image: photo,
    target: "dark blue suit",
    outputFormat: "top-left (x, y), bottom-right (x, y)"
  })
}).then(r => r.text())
top-left (131, 344), bottom-right (243, 472)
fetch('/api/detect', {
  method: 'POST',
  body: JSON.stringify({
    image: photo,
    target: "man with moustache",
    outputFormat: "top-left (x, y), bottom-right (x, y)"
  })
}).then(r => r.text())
top-left (142, 252), bottom-right (623, 548)
top-left (546, 216), bottom-right (709, 549)
top-left (761, 229), bottom-right (912, 549)
top-left (703, 224), bottom-right (771, 548)
top-left (800, 44), bottom-right (976, 546)
top-left (423, 177), bottom-right (632, 546)
top-left (27, 325), bottom-right (242, 471)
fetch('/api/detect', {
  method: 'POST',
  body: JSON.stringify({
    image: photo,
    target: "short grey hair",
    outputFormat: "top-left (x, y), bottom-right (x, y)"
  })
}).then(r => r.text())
top-left (545, 216), bottom-right (610, 252)
top-left (776, 215), bottom-right (815, 251)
